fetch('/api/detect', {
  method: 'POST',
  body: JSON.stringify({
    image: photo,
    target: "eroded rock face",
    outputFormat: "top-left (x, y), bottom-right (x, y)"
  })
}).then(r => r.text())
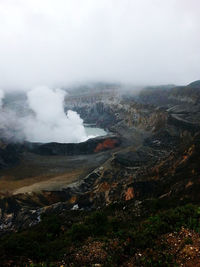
top-left (1, 82), bottom-right (200, 233)
top-left (114, 148), bottom-right (155, 167)
top-left (24, 135), bottom-right (121, 156)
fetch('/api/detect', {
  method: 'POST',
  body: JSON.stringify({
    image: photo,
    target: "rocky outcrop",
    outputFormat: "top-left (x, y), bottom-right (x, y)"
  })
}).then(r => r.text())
top-left (24, 135), bottom-right (121, 156)
top-left (1, 81), bottom-right (200, 233)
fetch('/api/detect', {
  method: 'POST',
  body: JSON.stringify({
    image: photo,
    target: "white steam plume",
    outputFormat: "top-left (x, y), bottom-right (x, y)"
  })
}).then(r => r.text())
top-left (23, 86), bottom-right (88, 143)
top-left (0, 89), bottom-right (25, 142)
top-left (0, 90), bottom-right (4, 108)
top-left (0, 86), bottom-right (93, 143)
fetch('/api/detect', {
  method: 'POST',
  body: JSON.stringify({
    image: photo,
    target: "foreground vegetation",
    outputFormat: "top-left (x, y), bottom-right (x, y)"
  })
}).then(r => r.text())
top-left (1, 199), bottom-right (200, 266)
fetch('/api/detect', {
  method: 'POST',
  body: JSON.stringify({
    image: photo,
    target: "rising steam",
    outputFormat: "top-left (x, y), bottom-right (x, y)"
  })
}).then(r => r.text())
top-left (23, 86), bottom-right (88, 143)
top-left (0, 86), bottom-right (90, 143)
top-left (0, 90), bottom-right (4, 108)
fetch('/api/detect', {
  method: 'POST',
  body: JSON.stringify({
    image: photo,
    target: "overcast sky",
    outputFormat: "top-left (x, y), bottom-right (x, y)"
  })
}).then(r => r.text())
top-left (0, 0), bottom-right (200, 90)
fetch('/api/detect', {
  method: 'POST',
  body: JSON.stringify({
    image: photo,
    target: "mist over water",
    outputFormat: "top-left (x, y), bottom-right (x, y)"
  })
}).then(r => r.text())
top-left (0, 86), bottom-right (105, 143)
top-left (0, 1), bottom-right (199, 143)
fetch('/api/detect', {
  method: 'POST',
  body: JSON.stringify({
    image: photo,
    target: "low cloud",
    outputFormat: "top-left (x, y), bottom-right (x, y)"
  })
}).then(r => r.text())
top-left (0, 0), bottom-right (200, 90)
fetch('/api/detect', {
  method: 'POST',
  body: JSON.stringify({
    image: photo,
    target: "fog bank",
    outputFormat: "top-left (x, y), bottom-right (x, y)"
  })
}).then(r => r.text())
top-left (0, 0), bottom-right (200, 90)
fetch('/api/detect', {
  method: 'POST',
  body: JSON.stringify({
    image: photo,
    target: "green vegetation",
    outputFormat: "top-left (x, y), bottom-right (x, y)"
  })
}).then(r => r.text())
top-left (0, 202), bottom-right (200, 266)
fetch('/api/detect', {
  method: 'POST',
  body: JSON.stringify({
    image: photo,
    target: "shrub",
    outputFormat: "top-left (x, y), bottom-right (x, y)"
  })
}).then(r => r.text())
top-left (67, 223), bottom-right (90, 242)
top-left (85, 211), bottom-right (109, 236)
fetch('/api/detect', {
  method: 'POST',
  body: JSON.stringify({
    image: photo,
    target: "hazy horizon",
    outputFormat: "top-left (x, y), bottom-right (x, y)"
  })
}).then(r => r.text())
top-left (0, 0), bottom-right (200, 91)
